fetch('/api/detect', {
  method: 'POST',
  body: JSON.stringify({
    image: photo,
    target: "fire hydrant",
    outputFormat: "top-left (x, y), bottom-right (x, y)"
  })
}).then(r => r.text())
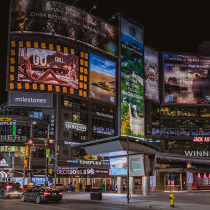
top-left (170, 194), bottom-right (175, 207)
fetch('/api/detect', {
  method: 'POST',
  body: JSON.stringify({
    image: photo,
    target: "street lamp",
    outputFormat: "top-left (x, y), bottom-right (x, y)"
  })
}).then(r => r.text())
top-left (89, 5), bottom-right (96, 14)
top-left (107, 15), bottom-right (115, 23)
top-left (73, 0), bottom-right (78, 6)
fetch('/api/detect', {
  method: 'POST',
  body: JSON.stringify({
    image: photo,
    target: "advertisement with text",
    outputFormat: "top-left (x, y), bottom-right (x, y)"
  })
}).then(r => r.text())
top-left (89, 53), bottom-right (116, 104)
top-left (144, 47), bottom-right (159, 102)
top-left (18, 47), bottom-right (79, 88)
top-left (11, 0), bottom-right (118, 56)
top-left (120, 18), bottom-right (144, 138)
top-left (164, 54), bottom-right (210, 104)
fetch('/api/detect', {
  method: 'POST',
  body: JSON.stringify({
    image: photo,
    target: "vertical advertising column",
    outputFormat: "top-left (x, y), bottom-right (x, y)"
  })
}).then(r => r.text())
top-left (120, 18), bottom-right (144, 138)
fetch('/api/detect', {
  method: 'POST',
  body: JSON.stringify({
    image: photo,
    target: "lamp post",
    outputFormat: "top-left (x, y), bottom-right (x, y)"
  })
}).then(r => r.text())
top-left (89, 5), bottom-right (96, 14)
top-left (107, 15), bottom-right (115, 23)
top-left (127, 136), bottom-right (129, 204)
top-left (73, 0), bottom-right (78, 6)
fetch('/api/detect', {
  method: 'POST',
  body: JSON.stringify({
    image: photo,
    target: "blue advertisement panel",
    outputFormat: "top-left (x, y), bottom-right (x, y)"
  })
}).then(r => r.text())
top-left (110, 157), bottom-right (127, 176)
top-left (120, 18), bottom-right (144, 138)
top-left (89, 53), bottom-right (116, 104)
top-left (164, 54), bottom-right (210, 104)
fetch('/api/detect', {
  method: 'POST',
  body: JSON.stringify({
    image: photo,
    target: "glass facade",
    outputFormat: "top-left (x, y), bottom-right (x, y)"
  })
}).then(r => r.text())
top-left (0, 146), bottom-right (25, 157)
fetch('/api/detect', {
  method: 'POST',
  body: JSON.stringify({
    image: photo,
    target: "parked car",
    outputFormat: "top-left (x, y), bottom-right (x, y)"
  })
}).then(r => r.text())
top-left (22, 186), bottom-right (62, 204)
top-left (0, 182), bottom-right (23, 199)
top-left (54, 183), bottom-right (66, 191)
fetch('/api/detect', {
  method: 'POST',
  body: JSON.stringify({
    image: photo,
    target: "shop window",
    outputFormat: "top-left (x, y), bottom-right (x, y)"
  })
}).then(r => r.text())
top-left (200, 108), bottom-right (210, 117)
top-left (151, 104), bottom-right (160, 116)
top-left (160, 107), bottom-right (176, 116)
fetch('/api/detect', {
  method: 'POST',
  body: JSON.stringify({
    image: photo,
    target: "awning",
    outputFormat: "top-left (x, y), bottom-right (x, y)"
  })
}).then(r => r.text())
top-left (69, 136), bottom-right (160, 157)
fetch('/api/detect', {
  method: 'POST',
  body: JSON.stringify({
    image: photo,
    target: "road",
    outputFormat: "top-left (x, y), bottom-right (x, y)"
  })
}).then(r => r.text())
top-left (0, 198), bottom-right (152, 210)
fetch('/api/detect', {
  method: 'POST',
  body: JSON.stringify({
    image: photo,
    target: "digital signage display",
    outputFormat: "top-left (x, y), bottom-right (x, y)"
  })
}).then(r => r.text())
top-left (164, 54), bottom-right (210, 104)
top-left (89, 53), bottom-right (116, 104)
top-left (11, 0), bottom-right (118, 56)
top-left (120, 18), bottom-right (144, 138)
top-left (144, 47), bottom-right (159, 102)
top-left (110, 157), bottom-right (127, 176)
top-left (18, 47), bottom-right (79, 88)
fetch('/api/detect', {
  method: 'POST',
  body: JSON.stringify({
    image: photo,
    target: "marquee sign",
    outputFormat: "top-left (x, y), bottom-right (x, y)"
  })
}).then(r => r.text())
top-left (65, 122), bottom-right (87, 131)
top-left (185, 151), bottom-right (209, 157)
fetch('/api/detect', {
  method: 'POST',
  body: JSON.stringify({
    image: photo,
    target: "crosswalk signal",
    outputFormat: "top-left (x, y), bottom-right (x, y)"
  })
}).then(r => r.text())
top-left (24, 160), bottom-right (27, 168)
top-left (147, 125), bottom-right (149, 133)
top-left (199, 128), bottom-right (202, 135)
top-left (25, 146), bottom-right (29, 158)
top-left (49, 168), bottom-right (52, 174)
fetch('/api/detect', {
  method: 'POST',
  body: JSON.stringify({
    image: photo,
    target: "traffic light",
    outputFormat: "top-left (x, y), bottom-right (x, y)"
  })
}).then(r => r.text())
top-left (8, 168), bottom-right (12, 172)
top-left (147, 125), bottom-right (149, 133)
top-left (199, 128), bottom-right (202, 135)
top-left (24, 160), bottom-right (27, 168)
top-left (49, 168), bottom-right (52, 174)
top-left (164, 127), bottom-right (166, 133)
top-left (25, 146), bottom-right (29, 158)
top-left (180, 128), bottom-right (184, 134)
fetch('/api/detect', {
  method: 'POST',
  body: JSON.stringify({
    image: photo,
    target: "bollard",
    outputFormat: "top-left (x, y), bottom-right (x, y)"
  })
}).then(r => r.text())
top-left (169, 194), bottom-right (175, 207)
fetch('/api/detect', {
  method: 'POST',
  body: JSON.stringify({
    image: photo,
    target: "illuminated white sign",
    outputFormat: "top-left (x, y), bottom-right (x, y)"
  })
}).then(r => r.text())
top-left (0, 135), bottom-right (27, 142)
top-left (93, 126), bottom-right (114, 135)
top-left (65, 122), bottom-right (87, 131)
top-left (0, 159), bottom-right (9, 167)
top-left (66, 159), bottom-right (101, 165)
top-left (96, 112), bottom-right (113, 119)
top-left (184, 151), bottom-right (209, 157)
top-left (0, 120), bottom-right (16, 125)
top-left (64, 141), bottom-right (80, 145)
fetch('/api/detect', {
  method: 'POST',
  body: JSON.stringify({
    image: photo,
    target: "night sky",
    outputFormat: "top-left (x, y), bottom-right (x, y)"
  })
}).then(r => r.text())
top-left (1, 0), bottom-right (210, 104)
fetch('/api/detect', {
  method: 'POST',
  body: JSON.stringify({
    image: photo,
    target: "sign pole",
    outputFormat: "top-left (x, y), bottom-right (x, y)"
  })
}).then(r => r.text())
top-left (127, 135), bottom-right (129, 204)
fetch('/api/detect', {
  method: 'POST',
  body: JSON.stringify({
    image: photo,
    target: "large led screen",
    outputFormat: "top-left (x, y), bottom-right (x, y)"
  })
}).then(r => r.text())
top-left (18, 47), bottom-right (79, 88)
top-left (110, 157), bottom-right (127, 175)
top-left (11, 0), bottom-right (118, 56)
top-left (164, 54), bottom-right (210, 104)
top-left (144, 47), bottom-right (159, 102)
top-left (120, 18), bottom-right (144, 138)
top-left (89, 53), bottom-right (116, 104)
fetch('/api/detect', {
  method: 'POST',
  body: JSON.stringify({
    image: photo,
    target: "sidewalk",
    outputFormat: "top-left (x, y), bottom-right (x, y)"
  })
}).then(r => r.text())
top-left (62, 190), bottom-right (210, 210)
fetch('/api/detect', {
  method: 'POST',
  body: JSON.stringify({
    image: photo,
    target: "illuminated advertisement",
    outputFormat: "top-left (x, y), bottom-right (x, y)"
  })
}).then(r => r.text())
top-left (89, 53), bottom-right (116, 104)
top-left (120, 18), bottom-right (144, 138)
top-left (144, 47), bottom-right (159, 102)
top-left (11, 0), bottom-right (118, 56)
top-left (110, 157), bottom-right (127, 175)
top-left (164, 54), bottom-right (210, 104)
top-left (18, 47), bottom-right (79, 88)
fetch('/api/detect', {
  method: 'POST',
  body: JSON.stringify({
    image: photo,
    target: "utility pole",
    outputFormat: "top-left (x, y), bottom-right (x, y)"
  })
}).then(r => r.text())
top-left (45, 124), bottom-right (50, 186)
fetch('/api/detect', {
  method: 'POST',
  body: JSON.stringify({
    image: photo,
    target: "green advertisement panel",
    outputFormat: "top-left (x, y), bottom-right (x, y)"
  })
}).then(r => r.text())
top-left (121, 18), bottom-right (144, 138)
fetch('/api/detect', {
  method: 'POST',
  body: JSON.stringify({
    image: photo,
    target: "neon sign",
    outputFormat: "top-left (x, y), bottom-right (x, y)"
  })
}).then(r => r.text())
top-left (193, 137), bottom-right (210, 142)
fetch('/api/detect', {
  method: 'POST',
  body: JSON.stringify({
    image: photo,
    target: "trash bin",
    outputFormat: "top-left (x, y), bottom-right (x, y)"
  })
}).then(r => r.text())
top-left (90, 187), bottom-right (102, 200)
top-left (112, 185), bottom-right (115, 191)
top-left (85, 185), bottom-right (92, 192)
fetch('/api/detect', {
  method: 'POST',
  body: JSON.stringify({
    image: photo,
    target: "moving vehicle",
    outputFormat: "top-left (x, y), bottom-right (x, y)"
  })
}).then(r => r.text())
top-left (0, 182), bottom-right (23, 199)
top-left (22, 186), bottom-right (62, 204)
top-left (54, 183), bottom-right (66, 191)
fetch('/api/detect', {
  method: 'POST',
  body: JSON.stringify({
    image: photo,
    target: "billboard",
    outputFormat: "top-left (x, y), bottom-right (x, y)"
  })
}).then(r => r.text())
top-left (8, 91), bottom-right (53, 107)
top-left (144, 47), bottom-right (159, 102)
top-left (18, 47), bottom-right (79, 89)
top-left (120, 18), bottom-right (144, 138)
top-left (89, 53), bottom-right (116, 104)
top-left (11, 0), bottom-right (118, 56)
top-left (110, 157), bottom-right (127, 176)
top-left (129, 154), bottom-right (145, 177)
top-left (164, 54), bottom-right (210, 104)
top-left (110, 155), bottom-right (145, 176)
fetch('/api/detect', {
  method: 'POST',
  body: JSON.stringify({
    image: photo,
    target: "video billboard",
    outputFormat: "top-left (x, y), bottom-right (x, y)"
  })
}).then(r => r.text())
top-left (120, 18), bottom-right (144, 138)
top-left (89, 53), bottom-right (116, 104)
top-left (110, 157), bottom-right (127, 175)
top-left (18, 47), bottom-right (79, 88)
top-left (11, 0), bottom-right (118, 56)
top-left (144, 47), bottom-right (159, 102)
top-left (164, 54), bottom-right (210, 104)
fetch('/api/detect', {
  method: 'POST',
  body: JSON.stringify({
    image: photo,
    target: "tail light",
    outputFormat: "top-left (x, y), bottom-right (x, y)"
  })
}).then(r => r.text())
top-left (6, 185), bottom-right (12, 190)
top-left (44, 192), bottom-right (51, 195)
top-left (59, 192), bottom-right (62, 195)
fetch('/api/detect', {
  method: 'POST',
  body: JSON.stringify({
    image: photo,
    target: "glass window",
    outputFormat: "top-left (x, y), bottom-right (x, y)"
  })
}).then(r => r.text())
top-left (160, 107), bottom-right (176, 116)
